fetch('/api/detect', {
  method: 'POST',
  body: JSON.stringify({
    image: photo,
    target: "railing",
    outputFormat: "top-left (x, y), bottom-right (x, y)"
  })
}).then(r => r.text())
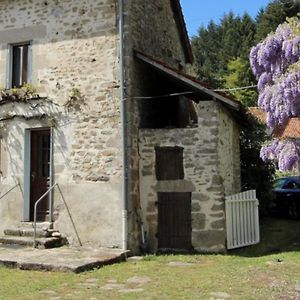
top-left (0, 181), bottom-right (20, 201)
top-left (225, 190), bottom-right (260, 250)
top-left (33, 183), bottom-right (82, 248)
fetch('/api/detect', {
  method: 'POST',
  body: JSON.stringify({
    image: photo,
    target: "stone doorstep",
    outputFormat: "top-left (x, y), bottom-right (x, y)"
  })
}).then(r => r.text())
top-left (19, 222), bottom-right (54, 230)
top-left (0, 246), bottom-right (129, 273)
top-left (4, 228), bottom-right (53, 238)
top-left (0, 236), bottom-right (66, 249)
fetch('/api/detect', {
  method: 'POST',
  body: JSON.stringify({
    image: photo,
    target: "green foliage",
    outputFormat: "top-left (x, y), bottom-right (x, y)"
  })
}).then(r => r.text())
top-left (192, 0), bottom-right (300, 94)
top-left (64, 87), bottom-right (85, 110)
top-left (0, 84), bottom-right (38, 103)
top-left (192, 12), bottom-right (256, 88)
top-left (220, 12), bottom-right (240, 64)
top-left (255, 0), bottom-right (300, 42)
top-left (240, 111), bottom-right (275, 213)
top-left (223, 57), bottom-right (257, 106)
top-left (191, 21), bottom-right (223, 87)
top-left (191, 0), bottom-right (300, 209)
top-left (239, 13), bottom-right (257, 59)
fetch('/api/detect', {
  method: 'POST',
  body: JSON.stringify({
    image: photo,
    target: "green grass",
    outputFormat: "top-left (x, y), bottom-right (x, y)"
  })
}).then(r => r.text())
top-left (1, 253), bottom-right (300, 299)
top-left (1, 217), bottom-right (300, 300)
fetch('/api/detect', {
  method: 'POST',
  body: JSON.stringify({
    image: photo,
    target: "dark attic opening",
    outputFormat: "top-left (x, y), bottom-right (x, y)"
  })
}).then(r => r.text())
top-left (135, 57), bottom-right (199, 129)
top-left (139, 95), bottom-right (198, 129)
top-left (132, 51), bottom-right (238, 130)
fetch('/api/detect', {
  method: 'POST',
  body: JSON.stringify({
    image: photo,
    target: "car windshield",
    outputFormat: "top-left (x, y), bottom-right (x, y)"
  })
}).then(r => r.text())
top-left (273, 177), bottom-right (300, 189)
top-left (273, 178), bottom-right (287, 189)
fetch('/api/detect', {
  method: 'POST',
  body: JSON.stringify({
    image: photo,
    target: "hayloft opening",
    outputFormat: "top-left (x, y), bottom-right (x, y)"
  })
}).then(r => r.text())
top-left (139, 95), bottom-right (197, 129)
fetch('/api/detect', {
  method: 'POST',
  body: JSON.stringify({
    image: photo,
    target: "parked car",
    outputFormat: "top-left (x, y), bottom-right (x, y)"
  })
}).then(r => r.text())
top-left (272, 176), bottom-right (300, 219)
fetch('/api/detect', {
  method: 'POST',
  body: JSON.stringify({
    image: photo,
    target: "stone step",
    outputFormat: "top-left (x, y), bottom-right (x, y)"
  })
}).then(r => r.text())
top-left (4, 228), bottom-right (55, 238)
top-left (18, 222), bottom-right (53, 230)
top-left (0, 236), bottom-right (67, 249)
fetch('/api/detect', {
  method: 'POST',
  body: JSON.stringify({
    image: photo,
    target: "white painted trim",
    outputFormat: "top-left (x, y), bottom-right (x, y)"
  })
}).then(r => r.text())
top-left (19, 46), bottom-right (23, 87)
top-left (23, 127), bottom-right (52, 221)
top-left (225, 190), bottom-right (260, 249)
top-left (6, 44), bottom-right (12, 89)
top-left (27, 42), bottom-right (33, 84)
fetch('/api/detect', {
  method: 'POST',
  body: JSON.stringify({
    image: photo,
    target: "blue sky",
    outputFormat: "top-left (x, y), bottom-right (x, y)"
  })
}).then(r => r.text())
top-left (180, 0), bottom-right (272, 37)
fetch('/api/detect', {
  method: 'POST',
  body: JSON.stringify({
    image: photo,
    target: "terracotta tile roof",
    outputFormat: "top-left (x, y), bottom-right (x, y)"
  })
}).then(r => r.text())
top-left (248, 107), bottom-right (300, 139)
top-left (248, 107), bottom-right (267, 124)
top-left (273, 118), bottom-right (300, 139)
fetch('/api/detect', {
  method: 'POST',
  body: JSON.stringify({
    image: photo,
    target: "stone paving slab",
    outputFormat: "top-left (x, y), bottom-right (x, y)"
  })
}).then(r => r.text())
top-left (0, 245), bottom-right (128, 273)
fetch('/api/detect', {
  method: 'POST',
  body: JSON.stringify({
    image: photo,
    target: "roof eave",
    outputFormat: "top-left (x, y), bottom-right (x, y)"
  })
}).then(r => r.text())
top-left (135, 51), bottom-right (240, 111)
top-left (170, 0), bottom-right (194, 64)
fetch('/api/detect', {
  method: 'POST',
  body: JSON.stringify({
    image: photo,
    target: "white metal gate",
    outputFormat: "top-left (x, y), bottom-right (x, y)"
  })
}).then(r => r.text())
top-left (225, 190), bottom-right (260, 250)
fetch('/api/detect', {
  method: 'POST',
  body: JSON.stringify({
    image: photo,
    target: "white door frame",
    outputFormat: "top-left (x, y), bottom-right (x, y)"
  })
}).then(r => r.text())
top-left (23, 127), bottom-right (53, 221)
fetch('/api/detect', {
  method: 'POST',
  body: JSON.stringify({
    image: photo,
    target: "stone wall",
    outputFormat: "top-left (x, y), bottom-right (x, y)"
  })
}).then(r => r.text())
top-left (0, 0), bottom-right (124, 247)
top-left (122, 0), bottom-right (193, 253)
top-left (218, 106), bottom-right (241, 196)
top-left (138, 101), bottom-right (241, 253)
top-left (124, 0), bottom-right (188, 68)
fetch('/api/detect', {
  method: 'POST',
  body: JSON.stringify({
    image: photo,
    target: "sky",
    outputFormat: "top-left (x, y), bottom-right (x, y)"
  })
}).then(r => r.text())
top-left (180, 0), bottom-right (272, 37)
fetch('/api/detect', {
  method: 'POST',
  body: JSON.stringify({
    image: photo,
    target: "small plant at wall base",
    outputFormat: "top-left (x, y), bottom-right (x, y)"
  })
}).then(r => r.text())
top-left (0, 84), bottom-right (39, 103)
top-left (250, 15), bottom-right (300, 172)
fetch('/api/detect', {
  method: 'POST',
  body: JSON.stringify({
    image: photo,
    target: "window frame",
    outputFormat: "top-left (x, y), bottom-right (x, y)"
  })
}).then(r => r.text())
top-left (7, 41), bottom-right (32, 89)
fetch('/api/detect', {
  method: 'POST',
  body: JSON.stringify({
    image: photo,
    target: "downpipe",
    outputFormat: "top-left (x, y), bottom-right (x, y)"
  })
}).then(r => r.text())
top-left (119, 0), bottom-right (128, 251)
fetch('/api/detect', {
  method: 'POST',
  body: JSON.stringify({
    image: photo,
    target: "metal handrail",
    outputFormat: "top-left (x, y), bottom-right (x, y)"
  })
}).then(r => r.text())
top-left (0, 181), bottom-right (20, 201)
top-left (33, 183), bottom-right (82, 248)
top-left (33, 183), bottom-right (57, 248)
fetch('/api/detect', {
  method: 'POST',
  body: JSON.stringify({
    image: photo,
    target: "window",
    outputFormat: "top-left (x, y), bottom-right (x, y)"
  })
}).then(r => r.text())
top-left (155, 147), bottom-right (184, 180)
top-left (283, 180), bottom-right (300, 190)
top-left (9, 42), bottom-right (31, 88)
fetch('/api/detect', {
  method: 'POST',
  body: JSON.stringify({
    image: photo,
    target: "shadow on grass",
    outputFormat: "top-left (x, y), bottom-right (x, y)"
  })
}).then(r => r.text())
top-left (228, 216), bottom-right (300, 257)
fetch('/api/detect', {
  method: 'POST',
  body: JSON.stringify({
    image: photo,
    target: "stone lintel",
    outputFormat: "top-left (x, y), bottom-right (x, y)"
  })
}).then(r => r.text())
top-left (154, 180), bottom-right (195, 192)
top-left (0, 25), bottom-right (47, 44)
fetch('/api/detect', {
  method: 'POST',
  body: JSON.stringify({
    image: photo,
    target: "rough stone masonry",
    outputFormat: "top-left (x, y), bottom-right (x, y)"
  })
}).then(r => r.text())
top-left (0, 0), bottom-right (123, 248)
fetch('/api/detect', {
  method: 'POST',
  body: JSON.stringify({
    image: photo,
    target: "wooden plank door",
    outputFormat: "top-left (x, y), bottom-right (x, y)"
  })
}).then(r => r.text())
top-left (30, 129), bottom-right (50, 221)
top-left (158, 192), bottom-right (192, 250)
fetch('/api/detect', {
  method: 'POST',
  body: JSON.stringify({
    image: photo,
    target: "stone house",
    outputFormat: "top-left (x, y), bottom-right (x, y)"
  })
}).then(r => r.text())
top-left (0, 0), bottom-right (241, 253)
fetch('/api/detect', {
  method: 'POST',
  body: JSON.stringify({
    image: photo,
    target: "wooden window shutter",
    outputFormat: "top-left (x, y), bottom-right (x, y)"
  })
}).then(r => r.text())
top-left (155, 147), bottom-right (184, 180)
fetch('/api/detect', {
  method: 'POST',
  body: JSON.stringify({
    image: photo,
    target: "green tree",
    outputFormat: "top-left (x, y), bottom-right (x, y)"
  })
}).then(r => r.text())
top-left (191, 3), bottom-right (295, 208)
top-left (255, 0), bottom-right (300, 42)
top-left (192, 12), bottom-right (256, 88)
top-left (220, 12), bottom-right (242, 68)
top-left (223, 57), bottom-right (257, 106)
top-left (240, 112), bottom-right (275, 213)
top-left (239, 13), bottom-right (256, 59)
top-left (191, 21), bottom-right (222, 87)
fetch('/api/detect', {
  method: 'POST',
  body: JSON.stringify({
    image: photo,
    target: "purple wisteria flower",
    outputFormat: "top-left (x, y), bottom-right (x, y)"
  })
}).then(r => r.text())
top-left (250, 17), bottom-right (300, 171)
top-left (261, 140), bottom-right (300, 171)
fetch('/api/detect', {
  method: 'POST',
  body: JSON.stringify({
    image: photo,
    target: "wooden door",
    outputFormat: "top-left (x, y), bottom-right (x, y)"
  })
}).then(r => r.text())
top-left (30, 129), bottom-right (50, 221)
top-left (158, 192), bottom-right (192, 250)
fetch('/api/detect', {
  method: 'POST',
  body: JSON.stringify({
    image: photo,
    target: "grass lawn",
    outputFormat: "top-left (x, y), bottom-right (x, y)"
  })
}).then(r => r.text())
top-left (1, 217), bottom-right (300, 300)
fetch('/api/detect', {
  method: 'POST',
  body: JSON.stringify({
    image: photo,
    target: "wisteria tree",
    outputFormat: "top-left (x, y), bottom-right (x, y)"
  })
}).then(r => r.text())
top-left (250, 16), bottom-right (300, 171)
